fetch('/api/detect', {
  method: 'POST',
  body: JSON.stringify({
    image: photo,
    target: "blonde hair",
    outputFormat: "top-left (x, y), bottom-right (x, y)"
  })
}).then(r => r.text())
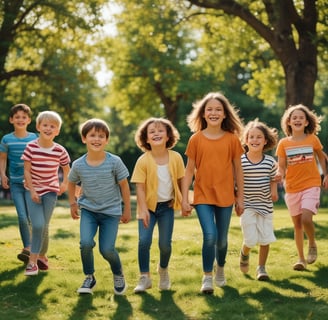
top-left (36, 111), bottom-right (62, 128)
top-left (135, 117), bottom-right (180, 152)
top-left (187, 92), bottom-right (243, 136)
top-left (243, 118), bottom-right (278, 152)
top-left (281, 104), bottom-right (322, 136)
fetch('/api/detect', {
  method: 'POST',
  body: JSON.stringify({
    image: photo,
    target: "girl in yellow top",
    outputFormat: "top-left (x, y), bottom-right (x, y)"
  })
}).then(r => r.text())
top-left (276, 104), bottom-right (328, 271)
top-left (181, 92), bottom-right (244, 294)
top-left (131, 118), bottom-right (185, 293)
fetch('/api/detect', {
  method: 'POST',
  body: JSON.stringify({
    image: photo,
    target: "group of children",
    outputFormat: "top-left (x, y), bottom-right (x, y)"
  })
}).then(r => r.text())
top-left (1, 93), bottom-right (327, 296)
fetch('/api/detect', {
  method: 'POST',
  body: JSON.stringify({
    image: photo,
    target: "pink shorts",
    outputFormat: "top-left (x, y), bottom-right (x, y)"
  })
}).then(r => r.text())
top-left (284, 187), bottom-right (320, 216)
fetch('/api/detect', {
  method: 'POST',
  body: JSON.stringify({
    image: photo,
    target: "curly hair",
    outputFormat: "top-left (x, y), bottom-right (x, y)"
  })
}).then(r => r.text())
top-left (281, 104), bottom-right (322, 136)
top-left (242, 118), bottom-right (278, 152)
top-left (134, 117), bottom-right (180, 152)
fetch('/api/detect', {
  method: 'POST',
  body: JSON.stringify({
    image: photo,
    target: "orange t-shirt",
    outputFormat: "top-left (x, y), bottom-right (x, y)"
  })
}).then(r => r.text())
top-left (276, 134), bottom-right (323, 193)
top-left (185, 131), bottom-right (244, 207)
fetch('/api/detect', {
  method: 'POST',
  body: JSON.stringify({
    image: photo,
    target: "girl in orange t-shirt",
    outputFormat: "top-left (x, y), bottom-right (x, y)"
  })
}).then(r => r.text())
top-left (276, 104), bottom-right (328, 271)
top-left (181, 92), bottom-right (244, 294)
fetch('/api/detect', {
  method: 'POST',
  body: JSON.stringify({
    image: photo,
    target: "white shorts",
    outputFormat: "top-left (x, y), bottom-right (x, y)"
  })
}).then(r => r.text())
top-left (240, 208), bottom-right (276, 247)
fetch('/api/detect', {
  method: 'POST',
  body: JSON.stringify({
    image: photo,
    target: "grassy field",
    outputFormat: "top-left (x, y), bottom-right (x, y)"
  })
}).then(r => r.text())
top-left (1, 201), bottom-right (328, 320)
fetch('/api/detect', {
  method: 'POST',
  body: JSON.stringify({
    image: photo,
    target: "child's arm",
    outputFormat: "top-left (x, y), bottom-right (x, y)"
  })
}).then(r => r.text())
top-left (275, 156), bottom-right (286, 183)
top-left (0, 152), bottom-right (9, 189)
top-left (316, 150), bottom-right (328, 189)
top-left (233, 156), bottom-right (244, 216)
top-left (58, 164), bottom-right (70, 195)
top-left (135, 182), bottom-right (150, 227)
top-left (119, 178), bottom-right (131, 224)
top-left (24, 160), bottom-right (39, 203)
top-left (270, 181), bottom-right (279, 202)
top-left (181, 158), bottom-right (195, 216)
top-left (68, 181), bottom-right (79, 220)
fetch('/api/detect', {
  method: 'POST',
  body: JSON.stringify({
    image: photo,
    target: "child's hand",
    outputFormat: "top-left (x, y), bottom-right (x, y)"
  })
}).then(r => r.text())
top-left (58, 181), bottom-right (68, 195)
top-left (181, 201), bottom-right (193, 217)
top-left (120, 209), bottom-right (131, 224)
top-left (274, 171), bottom-right (283, 183)
top-left (139, 211), bottom-right (150, 228)
top-left (1, 175), bottom-right (9, 189)
top-left (70, 203), bottom-right (80, 220)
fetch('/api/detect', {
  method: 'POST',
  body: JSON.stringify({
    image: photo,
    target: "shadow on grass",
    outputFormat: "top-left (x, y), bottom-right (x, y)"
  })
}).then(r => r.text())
top-left (68, 294), bottom-right (95, 320)
top-left (0, 266), bottom-right (47, 320)
top-left (138, 290), bottom-right (187, 320)
top-left (0, 213), bottom-right (17, 230)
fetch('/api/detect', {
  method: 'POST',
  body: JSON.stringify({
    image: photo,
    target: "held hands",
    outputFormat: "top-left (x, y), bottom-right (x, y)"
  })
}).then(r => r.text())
top-left (234, 196), bottom-right (244, 216)
top-left (70, 203), bottom-right (80, 220)
top-left (181, 200), bottom-right (193, 217)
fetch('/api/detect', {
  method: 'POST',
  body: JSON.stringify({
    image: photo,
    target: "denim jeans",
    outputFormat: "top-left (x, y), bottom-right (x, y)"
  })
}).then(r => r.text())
top-left (26, 192), bottom-right (57, 255)
top-left (195, 204), bottom-right (233, 272)
top-left (10, 182), bottom-right (31, 248)
top-left (138, 201), bottom-right (174, 273)
top-left (80, 208), bottom-right (122, 276)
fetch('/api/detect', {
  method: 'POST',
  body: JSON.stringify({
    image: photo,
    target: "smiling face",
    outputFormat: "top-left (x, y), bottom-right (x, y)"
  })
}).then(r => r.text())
top-left (82, 127), bottom-right (108, 151)
top-left (246, 127), bottom-right (266, 153)
top-left (203, 99), bottom-right (226, 128)
top-left (37, 119), bottom-right (60, 141)
top-left (288, 109), bottom-right (309, 134)
top-left (9, 110), bottom-right (31, 130)
top-left (146, 122), bottom-right (169, 149)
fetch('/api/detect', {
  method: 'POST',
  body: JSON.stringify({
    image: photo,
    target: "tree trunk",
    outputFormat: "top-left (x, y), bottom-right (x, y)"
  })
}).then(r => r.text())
top-left (187, 0), bottom-right (318, 109)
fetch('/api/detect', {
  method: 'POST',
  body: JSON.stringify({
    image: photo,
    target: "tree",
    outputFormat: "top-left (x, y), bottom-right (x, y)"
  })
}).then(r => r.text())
top-left (0, 0), bottom-right (107, 159)
top-left (186, 0), bottom-right (328, 109)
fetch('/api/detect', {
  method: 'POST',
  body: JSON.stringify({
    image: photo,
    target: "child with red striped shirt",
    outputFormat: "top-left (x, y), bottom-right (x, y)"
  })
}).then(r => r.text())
top-left (22, 111), bottom-right (70, 275)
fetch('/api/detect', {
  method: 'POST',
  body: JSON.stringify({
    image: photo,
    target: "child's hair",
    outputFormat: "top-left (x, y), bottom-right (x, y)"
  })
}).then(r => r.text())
top-left (281, 104), bottom-right (322, 136)
top-left (80, 118), bottom-right (110, 139)
top-left (135, 117), bottom-right (180, 152)
top-left (187, 92), bottom-right (243, 136)
top-left (10, 104), bottom-right (32, 118)
top-left (36, 111), bottom-right (62, 128)
top-left (243, 118), bottom-right (278, 152)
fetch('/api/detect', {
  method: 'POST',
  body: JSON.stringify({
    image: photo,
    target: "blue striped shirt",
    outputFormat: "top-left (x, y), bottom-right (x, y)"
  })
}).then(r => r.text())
top-left (68, 152), bottom-right (129, 216)
top-left (241, 153), bottom-right (277, 216)
top-left (0, 132), bottom-right (38, 183)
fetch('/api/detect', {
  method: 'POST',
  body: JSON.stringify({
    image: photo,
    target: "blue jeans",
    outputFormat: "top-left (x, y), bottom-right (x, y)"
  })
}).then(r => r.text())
top-left (10, 182), bottom-right (31, 248)
top-left (138, 201), bottom-right (174, 272)
top-left (195, 204), bottom-right (233, 272)
top-left (26, 192), bottom-right (57, 255)
top-left (80, 208), bottom-right (122, 276)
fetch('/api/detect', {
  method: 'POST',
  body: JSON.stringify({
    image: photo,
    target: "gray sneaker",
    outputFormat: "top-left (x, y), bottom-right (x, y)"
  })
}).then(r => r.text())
top-left (215, 266), bottom-right (226, 287)
top-left (157, 266), bottom-right (171, 290)
top-left (256, 266), bottom-right (269, 281)
top-left (201, 275), bottom-right (213, 294)
top-left (134, 275), bottom-right (152, 293)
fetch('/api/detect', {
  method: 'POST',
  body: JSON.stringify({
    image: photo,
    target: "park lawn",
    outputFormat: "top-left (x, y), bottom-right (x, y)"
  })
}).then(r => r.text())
top-left (1, 202), bottom-right (328, 320)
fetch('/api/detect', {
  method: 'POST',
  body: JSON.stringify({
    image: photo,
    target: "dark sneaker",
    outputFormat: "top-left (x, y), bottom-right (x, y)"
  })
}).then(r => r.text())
top-left (114, 274), bottom-right (127, 295)
top-left (17, 249), bottom-right (30, 263)
top-left (256, 266), bottom-right (270, 281)
top-left (25, 263), bottom-right (38, 276)
top-left (77, 275), bottom-right (96, 294)
top-left (37, 257), bottom-right (49, 271)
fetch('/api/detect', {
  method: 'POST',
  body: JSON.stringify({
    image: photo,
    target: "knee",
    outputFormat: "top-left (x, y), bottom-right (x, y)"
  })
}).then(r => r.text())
top-left (80, 240), bottom-right (95, 251)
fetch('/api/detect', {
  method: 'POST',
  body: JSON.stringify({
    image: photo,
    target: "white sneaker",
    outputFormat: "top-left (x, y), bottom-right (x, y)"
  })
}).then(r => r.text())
top-left (200, 275), bottom-right (213, 294)
top-left (215, 266), bottom-right (226, 287)
top-left (134, 275), bottom-right (152, 293)
top-left (157, 265), bottom-right (171, 290)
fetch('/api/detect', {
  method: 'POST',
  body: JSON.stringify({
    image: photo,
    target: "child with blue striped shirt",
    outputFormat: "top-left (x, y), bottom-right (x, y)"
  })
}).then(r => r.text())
top-left (0, 104), bottom-right (38, 263)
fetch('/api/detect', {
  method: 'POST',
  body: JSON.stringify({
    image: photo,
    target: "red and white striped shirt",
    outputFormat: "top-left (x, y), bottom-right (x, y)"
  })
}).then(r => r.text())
top-left (22, 139), bottom-right (70, 196)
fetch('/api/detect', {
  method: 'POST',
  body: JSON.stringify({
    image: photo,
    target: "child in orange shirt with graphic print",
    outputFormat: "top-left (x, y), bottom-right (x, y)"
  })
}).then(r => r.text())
top-left (276, 104), bottom-right (328, 271)
top-left (181, 92), bottom-right (244, 294)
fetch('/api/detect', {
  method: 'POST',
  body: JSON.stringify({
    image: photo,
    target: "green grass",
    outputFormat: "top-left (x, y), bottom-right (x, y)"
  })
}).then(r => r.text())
top-left (1, 201), bottom-right (328, 320)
